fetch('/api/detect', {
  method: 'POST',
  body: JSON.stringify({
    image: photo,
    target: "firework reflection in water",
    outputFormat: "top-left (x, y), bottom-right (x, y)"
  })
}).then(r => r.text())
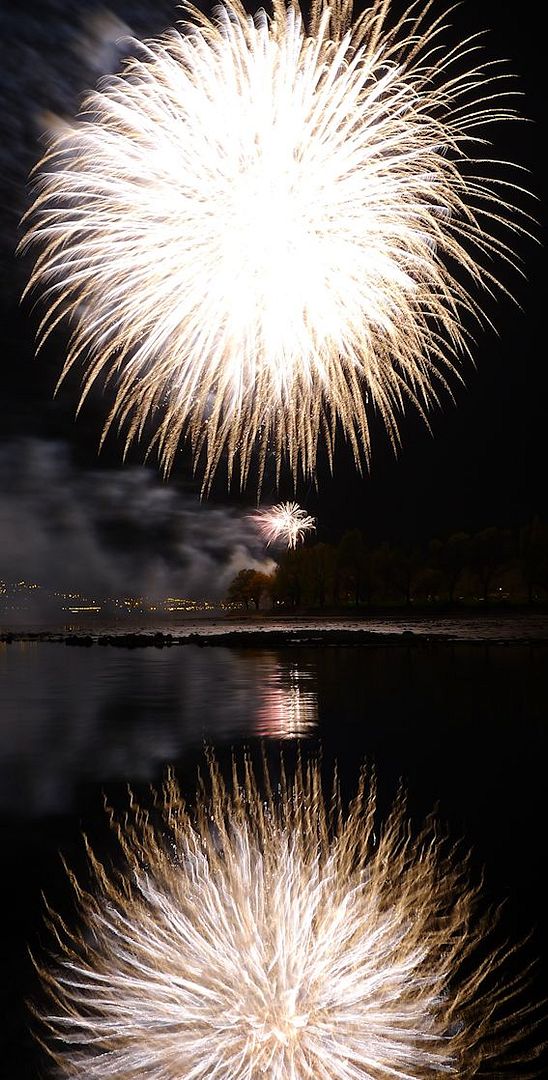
top-left (22, 0), bottom-right (531, 490)
top-left (255, 660), bottom-right (318, 738)
top-left (36, 756), bottom-right (540, 1080)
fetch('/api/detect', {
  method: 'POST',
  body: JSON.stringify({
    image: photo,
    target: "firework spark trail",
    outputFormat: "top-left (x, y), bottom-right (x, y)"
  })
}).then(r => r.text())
top-left (21, 0), bottom-right (530, 491)
top-left (254, 500), bottom-right (316, 547)
top-left (36, 756), bottom-right (539, 1080)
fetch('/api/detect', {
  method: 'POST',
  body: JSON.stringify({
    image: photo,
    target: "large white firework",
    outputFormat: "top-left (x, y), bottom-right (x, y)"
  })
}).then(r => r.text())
top-left (254, 500), bottom-right (316, 547)
top-left (21, 0), bottom-right (529, 490)
top-left (37, 757), bottom-right (538, 1080)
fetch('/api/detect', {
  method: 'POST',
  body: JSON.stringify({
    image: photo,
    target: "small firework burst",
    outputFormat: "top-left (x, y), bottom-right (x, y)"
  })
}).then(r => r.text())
top-left (254, 500), bottom-right (316, 548)
top-left (36, 757), bottom-right (539, 1080)
top-left (21, 0), bottom-right (531, 490)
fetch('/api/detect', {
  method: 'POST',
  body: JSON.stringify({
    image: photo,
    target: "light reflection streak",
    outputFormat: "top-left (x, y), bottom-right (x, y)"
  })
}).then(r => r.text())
top-left (255, 660), bottom-right (317, 739)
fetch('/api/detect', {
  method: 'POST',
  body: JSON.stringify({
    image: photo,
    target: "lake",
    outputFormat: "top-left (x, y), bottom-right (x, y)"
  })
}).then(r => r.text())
top-left (1, 637), bottom-right (547, 1072)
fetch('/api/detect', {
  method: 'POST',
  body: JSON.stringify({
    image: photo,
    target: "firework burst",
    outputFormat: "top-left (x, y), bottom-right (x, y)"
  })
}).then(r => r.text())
top-left (36, 756), bottom-right (538, 1080)
top-left (21, 0), bottom-right (530, 490)
top-left (254, 500), bottom-right (316, 547)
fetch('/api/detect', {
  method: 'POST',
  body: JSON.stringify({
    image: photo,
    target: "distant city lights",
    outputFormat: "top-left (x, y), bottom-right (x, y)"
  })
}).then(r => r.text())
top-left (0, 581), bottom-right (218, 619)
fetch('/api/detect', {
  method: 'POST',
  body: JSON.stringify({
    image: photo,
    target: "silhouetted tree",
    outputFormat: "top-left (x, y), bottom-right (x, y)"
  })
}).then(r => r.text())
top-left (304, 542), bottom-right (337, 608)
top-left (226, 569), bottom-right (274, 610)
top-left (249, 571), bottom-right (275, 610)
top-left (468, 527), bottom-right (510, 602)
top-left (226, 519), bottom-right (546, 612)
top-left (520, 519), bottom-right (548, 602)
top-left (429, 532), bottom-right (470, 603)
top-left (272, 549), bottom-right (307, 608)
top-left (372, 544), bottom-right (421, 605)
top-left (411, 566), bottom-right (444, 603)
top-left (225, 568), bottom-right (256, 609)
top-left (336, 530), bottom-right (369, 606)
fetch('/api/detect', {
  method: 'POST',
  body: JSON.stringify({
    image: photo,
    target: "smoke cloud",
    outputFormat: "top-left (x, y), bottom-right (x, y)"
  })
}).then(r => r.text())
top-left (0, 439), bottom-right (274, 602)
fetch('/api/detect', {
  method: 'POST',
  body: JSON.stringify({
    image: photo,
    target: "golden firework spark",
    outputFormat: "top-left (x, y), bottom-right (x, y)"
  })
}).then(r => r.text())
top-left (22, 0), bottom-right (530, 490)
top-left (36, 756), bottom-right (539, 1079)
top-left (254, 500), bottom-right (316, 547)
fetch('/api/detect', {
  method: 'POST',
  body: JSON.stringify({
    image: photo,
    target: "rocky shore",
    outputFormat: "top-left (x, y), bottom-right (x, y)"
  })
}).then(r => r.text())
top-left (2, 618), bottom-right (548, 648)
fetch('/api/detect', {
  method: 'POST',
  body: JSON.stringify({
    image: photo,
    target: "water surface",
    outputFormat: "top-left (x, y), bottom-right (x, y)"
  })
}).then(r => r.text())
top-left (1, 639), bottom-right (547, 1072)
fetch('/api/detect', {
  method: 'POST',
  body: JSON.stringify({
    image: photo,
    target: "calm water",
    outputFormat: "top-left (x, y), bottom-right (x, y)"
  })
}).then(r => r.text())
top-left (1, 640), bottom-right (547, 1072)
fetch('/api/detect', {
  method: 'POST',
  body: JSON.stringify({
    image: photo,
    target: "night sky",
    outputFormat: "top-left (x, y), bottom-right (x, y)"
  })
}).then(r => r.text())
top-left (0, 0), bottom-right (546, 595)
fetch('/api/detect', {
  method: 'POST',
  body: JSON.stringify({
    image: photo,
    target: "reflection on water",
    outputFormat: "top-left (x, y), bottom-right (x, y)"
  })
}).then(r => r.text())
top-left (255, 661), bottom-right (318, 739)
top-left (2, 639), bottom-right (547, 1078)
top-left (0, 643), bottom-right (318, 815)
top-left (2, 639), bottom-right (548, 827)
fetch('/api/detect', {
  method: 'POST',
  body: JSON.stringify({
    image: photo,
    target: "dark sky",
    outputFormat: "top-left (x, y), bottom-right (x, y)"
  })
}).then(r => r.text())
top-left (0, 0), bottom-right (546, 594)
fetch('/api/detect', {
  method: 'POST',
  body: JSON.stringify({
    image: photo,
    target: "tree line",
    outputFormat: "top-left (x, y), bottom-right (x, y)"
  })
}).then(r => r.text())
top-left (226, 519), bottom-right (548, 610)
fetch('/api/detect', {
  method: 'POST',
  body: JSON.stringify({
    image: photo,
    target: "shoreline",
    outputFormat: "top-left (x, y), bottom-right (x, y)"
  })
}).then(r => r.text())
top-left (2, 612), bottom-right (548, 648)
